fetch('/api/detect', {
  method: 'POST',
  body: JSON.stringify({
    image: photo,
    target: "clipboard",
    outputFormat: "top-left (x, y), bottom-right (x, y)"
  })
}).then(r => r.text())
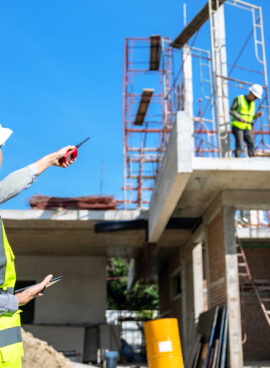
top-left (14, 276), bottom-right (63, 294)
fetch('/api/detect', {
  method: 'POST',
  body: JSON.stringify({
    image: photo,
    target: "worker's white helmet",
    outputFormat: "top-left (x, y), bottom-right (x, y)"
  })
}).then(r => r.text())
top-left (0, 124), bottom-right (13, 145)
top-left (249, 84), bottom-right (263, 99)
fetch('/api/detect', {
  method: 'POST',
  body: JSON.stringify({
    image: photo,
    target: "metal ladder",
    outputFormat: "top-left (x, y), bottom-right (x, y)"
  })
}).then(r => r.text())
top-left (194, 46), bottom-right (218, 157)
top-left (237, 237), bottom-right (270, 327)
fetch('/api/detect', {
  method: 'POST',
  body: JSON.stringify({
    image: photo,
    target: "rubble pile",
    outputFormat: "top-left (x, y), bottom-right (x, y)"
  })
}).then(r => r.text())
top-left (22, 329), bottom-right (73, 368)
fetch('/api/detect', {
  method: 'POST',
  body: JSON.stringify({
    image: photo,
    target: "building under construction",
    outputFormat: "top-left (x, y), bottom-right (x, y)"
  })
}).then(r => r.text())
top-left (1, 0), bottom-right (270, 367)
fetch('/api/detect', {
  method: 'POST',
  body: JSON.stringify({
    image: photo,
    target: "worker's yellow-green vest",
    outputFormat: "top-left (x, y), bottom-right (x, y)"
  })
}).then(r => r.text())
top-left (0, 221), bottom-right (23, 363)
top-left (231, 94), bottom-right (255, 131)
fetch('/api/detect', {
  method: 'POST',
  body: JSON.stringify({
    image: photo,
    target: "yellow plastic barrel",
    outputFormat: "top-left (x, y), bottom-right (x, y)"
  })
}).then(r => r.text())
top-left (144, 318), bottom-right (184, 368)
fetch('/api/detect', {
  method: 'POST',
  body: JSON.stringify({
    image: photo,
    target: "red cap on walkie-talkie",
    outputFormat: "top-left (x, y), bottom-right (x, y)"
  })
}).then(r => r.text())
top-left (59, 137), bottom-right (90, 165)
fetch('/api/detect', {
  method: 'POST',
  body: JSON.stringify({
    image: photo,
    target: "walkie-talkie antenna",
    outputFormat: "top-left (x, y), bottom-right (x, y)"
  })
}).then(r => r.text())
top-left (76, 137), bottom-right (90, 148)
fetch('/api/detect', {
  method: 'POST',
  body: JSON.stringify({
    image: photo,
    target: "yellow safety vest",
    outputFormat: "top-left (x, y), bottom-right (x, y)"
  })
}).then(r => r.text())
top-left (0, 221), bottom-right (24, 363)
top-left (231, 94), bottom-right (255, 131)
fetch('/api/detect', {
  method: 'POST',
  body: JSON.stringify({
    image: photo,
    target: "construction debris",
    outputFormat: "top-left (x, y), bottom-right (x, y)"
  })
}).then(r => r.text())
top-left (29, 194), bottom-right (120, 210)
top-left (22, 329), bottom-right (73, 368)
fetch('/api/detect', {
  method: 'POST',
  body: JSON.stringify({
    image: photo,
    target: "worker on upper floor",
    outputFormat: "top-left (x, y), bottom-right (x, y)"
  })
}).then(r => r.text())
top-left (230, 84), bottom-right (263, 157)
top-left (0, 124), bottom-right (75, 368)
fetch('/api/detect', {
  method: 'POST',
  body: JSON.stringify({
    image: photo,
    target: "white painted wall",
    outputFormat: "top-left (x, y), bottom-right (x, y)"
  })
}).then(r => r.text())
top-left (16, 256), bottom-right (107, 324)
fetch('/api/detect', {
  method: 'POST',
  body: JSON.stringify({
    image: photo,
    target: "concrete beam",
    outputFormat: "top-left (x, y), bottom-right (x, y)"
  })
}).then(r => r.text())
top-left (237, 227), bottom-right (270, 240)
top-left (222, 190), bottom-right (270, 210)
top-left (148, 111), bottom-right (193, 243)
top-left (203, 190), bottom-right (270, 225)
top-left (0, 209), bottom-right (144, 222)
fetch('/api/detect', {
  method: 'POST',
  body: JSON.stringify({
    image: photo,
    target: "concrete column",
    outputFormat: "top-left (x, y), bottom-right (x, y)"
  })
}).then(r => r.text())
top-left (223, 206), bottom-right (243, 368)
top-left (181, 243), bottom-right (194, 356)
top-left (192, 243), bottom-right (204, 321)
top-left (148, 109), bottom-right (193, 243)
top-left (182, 45), bottom-right (193, 118)
top-left (211, 5), bottom-right (231, 157)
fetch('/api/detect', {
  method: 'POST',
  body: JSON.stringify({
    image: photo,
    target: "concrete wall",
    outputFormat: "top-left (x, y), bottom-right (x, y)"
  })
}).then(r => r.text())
top-left (16, 256), bottom-right (107, 324)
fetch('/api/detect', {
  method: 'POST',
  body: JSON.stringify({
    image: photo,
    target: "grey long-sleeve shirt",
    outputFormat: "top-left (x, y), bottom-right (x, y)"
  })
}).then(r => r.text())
top-left (0, 164), bottom-right (39, 315)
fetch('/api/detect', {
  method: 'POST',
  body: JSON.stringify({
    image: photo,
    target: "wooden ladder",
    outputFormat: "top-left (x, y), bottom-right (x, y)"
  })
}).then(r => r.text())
top-left (237, 237), bottom-right (270, 327)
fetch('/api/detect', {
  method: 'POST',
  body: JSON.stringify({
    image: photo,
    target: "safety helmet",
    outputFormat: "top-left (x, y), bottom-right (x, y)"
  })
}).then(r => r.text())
top-left (249, 84), bottom-right (263, 99)
top-left (0, 124), bottom-right (13, 145)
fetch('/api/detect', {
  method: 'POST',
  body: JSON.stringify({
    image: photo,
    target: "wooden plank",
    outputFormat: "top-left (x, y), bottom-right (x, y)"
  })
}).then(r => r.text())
top-left (254, 150), bottom-right (270, 157)
top-left (171, 0), bottom-right (226, 49)
top-left (150, 35), bottom-right (161, 71)
top-left (185, 333), bottom-right (201, 368)
top-left (205, 306), bottom-right (220, 368)
top-left (200, 343), bottom-right (209, 367)
top-left (134, 88), bottom-right (154, 126)
top-left (193, 341), bottom-right (202, 368)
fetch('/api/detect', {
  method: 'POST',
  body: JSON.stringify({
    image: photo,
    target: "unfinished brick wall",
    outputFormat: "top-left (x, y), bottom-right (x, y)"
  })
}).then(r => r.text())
top-left (207, 212), bottom-right (227, 307)
top-left (159, 263), bottom-right (170, 314)
top-left (158, 248), bottom-right (184, 343)
top-left (158, 248), bottom-right (181, 315)
top-left (241, 246), bottom-right (270, 361)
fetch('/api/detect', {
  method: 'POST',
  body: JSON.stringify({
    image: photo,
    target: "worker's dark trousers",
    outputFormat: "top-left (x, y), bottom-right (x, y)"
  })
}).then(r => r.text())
top-left (232, 125), bottom-right (254, 157)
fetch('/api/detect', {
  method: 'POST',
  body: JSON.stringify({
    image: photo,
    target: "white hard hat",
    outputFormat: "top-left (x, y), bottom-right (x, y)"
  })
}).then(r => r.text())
top-left (0, 124), bottom-right (13, 145)
top-left (249, 84), bottom-right (263, 99)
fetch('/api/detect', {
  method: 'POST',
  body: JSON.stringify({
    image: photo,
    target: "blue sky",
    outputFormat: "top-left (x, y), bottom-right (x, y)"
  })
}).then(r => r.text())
top-left (0, 0), bottom-right (269, 209)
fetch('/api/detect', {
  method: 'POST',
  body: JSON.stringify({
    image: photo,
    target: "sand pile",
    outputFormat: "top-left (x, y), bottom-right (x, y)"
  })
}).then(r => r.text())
top-left (22, 329), bottom-right (73, 368)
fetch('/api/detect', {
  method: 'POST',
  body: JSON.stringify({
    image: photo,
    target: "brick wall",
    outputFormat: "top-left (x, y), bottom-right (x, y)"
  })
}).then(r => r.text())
top-left (158, 248), bottom-right (184, 343)
top-left (207, 212), bottom-right (226, 307)
top-left (241, 246), bottom-right (270, 361)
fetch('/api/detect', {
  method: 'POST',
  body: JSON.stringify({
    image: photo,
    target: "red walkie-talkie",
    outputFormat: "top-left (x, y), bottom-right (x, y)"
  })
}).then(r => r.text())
top-left (59, 137), bottom-right (90, 165)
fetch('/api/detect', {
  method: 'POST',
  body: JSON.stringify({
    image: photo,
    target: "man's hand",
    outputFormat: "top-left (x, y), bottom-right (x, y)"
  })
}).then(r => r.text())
top-left (51, 146), bottom-right (76, 168)
top-left (34, 146), bottom-right (76, 174)
top-left (15, 274), bottom-right (53, 306)
top-left (255, 110), bottom-right (263, 119)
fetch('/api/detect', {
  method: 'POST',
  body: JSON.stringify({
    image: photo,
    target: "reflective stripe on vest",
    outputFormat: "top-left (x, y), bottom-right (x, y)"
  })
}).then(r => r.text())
top-left (0, 327), bottom-right (22, 348)
top-left (231, 94), bottom-right (255, 130)
top-left (0, 225), bottom-right (6, 286)
top-left (0, 287), bottom-right (14, 294)
top-left (0, 220), bottom-right (23, 363)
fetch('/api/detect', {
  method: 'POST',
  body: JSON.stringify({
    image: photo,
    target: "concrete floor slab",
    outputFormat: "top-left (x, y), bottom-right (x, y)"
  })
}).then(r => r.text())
top-left (148, 113), bottom-right (270, 243)
top-left (0, 209), bottom-right (147, 257)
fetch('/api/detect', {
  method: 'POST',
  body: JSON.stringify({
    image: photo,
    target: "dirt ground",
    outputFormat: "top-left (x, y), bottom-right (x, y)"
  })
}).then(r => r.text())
top-left (22, 329), bottom-right (73, 368)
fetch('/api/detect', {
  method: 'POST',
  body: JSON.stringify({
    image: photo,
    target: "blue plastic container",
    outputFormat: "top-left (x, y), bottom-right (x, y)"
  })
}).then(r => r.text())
top-left (105, 350), bottom-right (119, 368)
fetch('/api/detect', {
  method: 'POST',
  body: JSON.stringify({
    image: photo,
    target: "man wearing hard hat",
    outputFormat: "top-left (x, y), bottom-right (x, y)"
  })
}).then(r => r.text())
top-left (230, 84), bottom-right (263, 157)
top-left (0, 125), bottom-right (75, 368)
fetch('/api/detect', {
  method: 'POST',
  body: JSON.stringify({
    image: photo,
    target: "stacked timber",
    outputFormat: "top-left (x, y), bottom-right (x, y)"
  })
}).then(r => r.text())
top-left (29, 194), bottom-right (120, 210)
top-left (185, 306), bottom-right (228, 368)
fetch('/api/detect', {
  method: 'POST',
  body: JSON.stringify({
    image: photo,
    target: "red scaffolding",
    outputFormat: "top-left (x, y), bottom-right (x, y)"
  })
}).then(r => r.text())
top-left (122, 37), bottom-right (172, 209)
top-left (122, 1), bottom-right (270, 213)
